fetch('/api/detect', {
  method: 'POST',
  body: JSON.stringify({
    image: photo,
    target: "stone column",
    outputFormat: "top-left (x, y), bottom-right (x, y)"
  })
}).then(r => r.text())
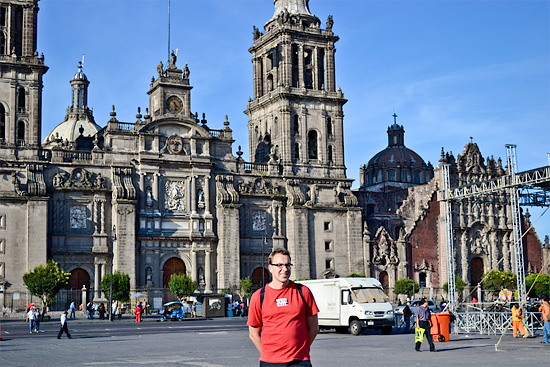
top-left (94, 263), bottom-right (100, 300)
top-left (191, 176), bottom-right (197, 214)
top-left (253, 57), bottom-right (262, 98)
top-left (298, 45), bottom-right (304, 88)
top-left (313, 46), bottom-right (318, 90)
top-left (191, 248), bottom-right (197, 283)
top-left (153, 173), bottom-right (159, 213)
top-left (286, 206), bottom-right (310, 279)
top-left (326, 45), bottom-right (336, 92)
top-left (204, 176), bottom-right (211, 215)
top-left (139, 173), bottom-right (145, 211)
top-left (205, 250), bottom-right (212, 293)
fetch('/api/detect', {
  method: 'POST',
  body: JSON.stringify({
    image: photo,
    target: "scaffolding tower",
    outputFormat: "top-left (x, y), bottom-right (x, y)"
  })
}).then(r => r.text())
top-left (438, 146), bottom-right (550, 311)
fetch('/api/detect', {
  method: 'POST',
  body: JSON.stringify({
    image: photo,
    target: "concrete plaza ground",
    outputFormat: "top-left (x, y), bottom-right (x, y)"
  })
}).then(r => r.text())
top-left (0, 316), bottom-right (548, 366)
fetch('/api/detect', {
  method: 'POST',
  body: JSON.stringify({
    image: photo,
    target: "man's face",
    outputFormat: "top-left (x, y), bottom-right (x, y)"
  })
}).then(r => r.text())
top-left (423, 301), bottom-right (428, 308)
top-left (268, 253), bottom-right (291, 284)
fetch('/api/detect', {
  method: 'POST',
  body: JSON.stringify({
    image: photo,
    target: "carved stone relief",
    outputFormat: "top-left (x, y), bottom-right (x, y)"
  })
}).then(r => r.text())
top-left (164, 180), bottom-right (186, 212)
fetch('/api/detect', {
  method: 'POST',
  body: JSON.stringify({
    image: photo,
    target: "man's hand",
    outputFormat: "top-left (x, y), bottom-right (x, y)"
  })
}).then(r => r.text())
top-left (307, 314), bottom-right (319, 346)
top-left (249, 325), bottom-right (262, 353)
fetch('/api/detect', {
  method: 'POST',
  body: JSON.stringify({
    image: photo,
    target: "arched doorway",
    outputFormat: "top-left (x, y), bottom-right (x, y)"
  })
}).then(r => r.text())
top-left (251, 267), bottom-right (270, 288)
top-left (379, 271), bottom-right (389, 295)
top-left (67, 268), bottom-right (90, 309)
top-left (470, 257), bottom-right (484, 286)
top-left (163, 257), bottom-right (186, 288)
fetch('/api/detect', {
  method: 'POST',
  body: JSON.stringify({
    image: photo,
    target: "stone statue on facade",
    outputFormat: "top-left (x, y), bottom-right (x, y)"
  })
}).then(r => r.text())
top-left (157, 61), bottom-right (164, 77)
top-left (326, 15), bottom-right (333, 31)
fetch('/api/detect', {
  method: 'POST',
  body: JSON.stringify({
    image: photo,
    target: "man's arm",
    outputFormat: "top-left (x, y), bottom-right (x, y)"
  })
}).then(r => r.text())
top-left (248, 325), bottom-right (262, 353)
top-left (307, 314), bottom-right (319, 346)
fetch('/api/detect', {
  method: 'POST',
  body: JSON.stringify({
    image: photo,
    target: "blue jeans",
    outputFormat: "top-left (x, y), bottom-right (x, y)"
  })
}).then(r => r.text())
top-left (260, 361), bottom-right (312, 367)
top-left (70, 309), bottom-right (75, 319)
top-left (543, 321), bottom-right (550, 343)
top-left (29, 319), bottom-right (35, 333)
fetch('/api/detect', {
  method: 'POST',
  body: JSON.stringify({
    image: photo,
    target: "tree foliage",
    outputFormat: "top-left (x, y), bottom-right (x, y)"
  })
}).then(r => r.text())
top-left (23, 260), bottom-right (70, 313)
top-left (100, 271), bottom-right (130, 303)
top-left (239, 277), bottom-right (253, 298)
top-left (481, 270), bottom-right (517, 293)
top-left (443, 276), bottom-right (468, 293)
top-left (394, 278), bottom-right (419, 296)
top-left (168, 273), bottom-right (196, 303)
top-left (346, 272), bottom-right (366, 278)
top-left (525, 273), bottom-right (550, 298)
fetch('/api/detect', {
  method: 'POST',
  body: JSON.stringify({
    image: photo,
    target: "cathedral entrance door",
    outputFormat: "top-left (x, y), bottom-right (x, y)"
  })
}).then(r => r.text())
top-left (470, 257), bottom-right (484, 287)
top-left (251, 267), bottom-right (270, 288)
top-left (163, 258), bottom-right (186, 301)
top-left (68, 268), bottom-right (90, 307)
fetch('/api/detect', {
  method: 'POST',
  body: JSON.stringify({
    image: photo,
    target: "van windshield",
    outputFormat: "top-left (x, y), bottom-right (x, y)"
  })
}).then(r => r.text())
top-left (350, 287), bottom-right (390, 303)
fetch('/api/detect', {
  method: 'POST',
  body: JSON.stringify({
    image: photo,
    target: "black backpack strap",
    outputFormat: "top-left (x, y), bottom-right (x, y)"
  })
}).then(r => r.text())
top-left (260, 286), bottom-right (266, 309)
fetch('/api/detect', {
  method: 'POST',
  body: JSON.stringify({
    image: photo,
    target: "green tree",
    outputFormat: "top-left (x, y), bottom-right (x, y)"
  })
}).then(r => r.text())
top-left (525, 273), bottom-right (550, 298)
top-left (481, 270), bottom-right (517, 293)
top-left (100, 271), bottom-right (130, 303)
top-left (239, 277), bottom-right (253, 298)
top-left (23, 260), bottom-right (70, 316)
top-left (346, 272), bottom-right (366, 278)
top-left (168, 273), bottom-right (196, 303)
top-left (443, 276), bottom-right (468, 293)
top-left (394, 278), bottom-right (419, 296)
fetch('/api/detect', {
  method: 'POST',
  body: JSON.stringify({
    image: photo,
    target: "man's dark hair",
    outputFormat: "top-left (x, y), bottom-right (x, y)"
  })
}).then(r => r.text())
top-left (268, 248), bottom-right (291, 265)
top-left (421, 297), bottom-right (427, 305)
top-left (542, 294), bottom-right (549, 302)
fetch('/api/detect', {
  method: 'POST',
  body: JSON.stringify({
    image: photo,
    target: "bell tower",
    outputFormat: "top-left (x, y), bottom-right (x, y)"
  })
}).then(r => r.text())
top-left (0, 0), bottom-right (47, 147)
top-left (245, 0), bottom-right (347, 178)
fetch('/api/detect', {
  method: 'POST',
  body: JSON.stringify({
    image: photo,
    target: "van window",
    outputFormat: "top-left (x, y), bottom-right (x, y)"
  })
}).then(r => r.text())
top-left (342, 290), bottom-right (350, 305)
top-left (350, 287), bottom-right (390, 303)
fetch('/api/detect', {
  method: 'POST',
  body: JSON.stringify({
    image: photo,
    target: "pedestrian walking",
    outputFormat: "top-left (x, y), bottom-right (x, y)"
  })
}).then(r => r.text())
top-left (57, 311), bottom-right (71, 339)
top-left (415, 297), bottom-right (436, 352)
top-left (248, 248), bottom-right (319, 366)
top-left (34, 308), bottom-right (41, 333)
top-left (69, 301), bottom-right (76, 319)
top-left (403, 303), bottom-right (412, 333)
top-left (540, 294), bottom-right (550, 344)
top-left (135, 303), bottom-right (142, 323)
top-left (26, 306), bottom-right (36, 334)
top-left (98, 303), bottom-right (105, 320)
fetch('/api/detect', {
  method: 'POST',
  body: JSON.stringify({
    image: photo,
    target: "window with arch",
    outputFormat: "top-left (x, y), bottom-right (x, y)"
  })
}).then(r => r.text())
top-left (387, 170), bottom-right (396, 181)
top-left (419, 272), bottom-right (427, 288)
top-left (0, 7), bottom-right (6, 27)
top-left (17, 120), bottom-right (25, 144)
top-left (293, 115), bottom-right (299, 135)
top-left (326, 117), bottom-right (333, 136)
top-left (0, 104), bottom-right (5, 140)
top-left (327, 145), bottom-right (333, 163)
top-left (17, 87), bottom-right (25, 111)
top-left (308, 130), bottom-right (318, 159)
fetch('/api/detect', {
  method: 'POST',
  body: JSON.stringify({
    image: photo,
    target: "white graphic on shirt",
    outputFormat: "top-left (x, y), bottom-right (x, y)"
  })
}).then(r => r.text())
top-left (276, 298), bottom-right (288, 307)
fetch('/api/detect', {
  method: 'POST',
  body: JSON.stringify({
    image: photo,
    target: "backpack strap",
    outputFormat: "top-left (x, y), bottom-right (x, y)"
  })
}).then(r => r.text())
top-left (260, 283), bottom-right (307, 314)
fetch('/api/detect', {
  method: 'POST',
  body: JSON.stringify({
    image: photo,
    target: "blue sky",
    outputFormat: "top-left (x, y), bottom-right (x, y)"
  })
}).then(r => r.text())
top-left (37, 0), bottom-right (549, 239)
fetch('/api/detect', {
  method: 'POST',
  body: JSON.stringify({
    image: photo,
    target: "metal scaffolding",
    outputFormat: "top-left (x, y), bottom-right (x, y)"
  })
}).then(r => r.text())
top-left (438, 146), bottom-right (550, 308)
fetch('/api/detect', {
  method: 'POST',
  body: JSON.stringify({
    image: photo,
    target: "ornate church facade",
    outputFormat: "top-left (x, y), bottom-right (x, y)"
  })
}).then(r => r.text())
top-left (0, 0), bottom-right (364, 310)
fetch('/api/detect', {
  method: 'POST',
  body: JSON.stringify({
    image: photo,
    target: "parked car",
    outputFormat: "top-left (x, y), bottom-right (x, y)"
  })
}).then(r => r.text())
top-left (395, 299), bottom-right (437, 314)
top-left (159, 301), bottom-right (185, 321)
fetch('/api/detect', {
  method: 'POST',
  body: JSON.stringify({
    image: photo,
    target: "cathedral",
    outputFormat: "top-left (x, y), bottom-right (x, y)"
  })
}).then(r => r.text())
top-left (0, 0), bottom-right (547, 312)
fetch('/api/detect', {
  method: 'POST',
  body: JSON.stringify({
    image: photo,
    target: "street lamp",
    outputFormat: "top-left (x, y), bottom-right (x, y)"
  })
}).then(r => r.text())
top-left (109, 225), bottom-right (116, 322)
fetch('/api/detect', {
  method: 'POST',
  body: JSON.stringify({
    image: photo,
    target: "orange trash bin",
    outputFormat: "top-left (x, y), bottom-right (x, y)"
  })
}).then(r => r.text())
top-left (430, 313), bottom-right (451, 342)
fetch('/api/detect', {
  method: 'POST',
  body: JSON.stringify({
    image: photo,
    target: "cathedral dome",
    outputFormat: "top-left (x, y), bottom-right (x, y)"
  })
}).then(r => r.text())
top-left (360, 115), bottom-right (434, 190)
top-left (43, 62), bottom-right (100, 147)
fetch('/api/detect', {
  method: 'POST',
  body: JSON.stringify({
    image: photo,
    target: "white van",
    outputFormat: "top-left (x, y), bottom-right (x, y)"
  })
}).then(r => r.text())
top-left (297, 278), bottom-right (395, 336)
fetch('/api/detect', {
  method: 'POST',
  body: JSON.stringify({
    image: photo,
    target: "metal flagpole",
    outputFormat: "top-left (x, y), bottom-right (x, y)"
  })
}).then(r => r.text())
top-left (168, 0), bottom-right (171, 62)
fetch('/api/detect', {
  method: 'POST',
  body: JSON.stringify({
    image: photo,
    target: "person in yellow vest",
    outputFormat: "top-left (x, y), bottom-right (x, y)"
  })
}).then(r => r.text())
top-left (511, 303), bottom-right (526, 338)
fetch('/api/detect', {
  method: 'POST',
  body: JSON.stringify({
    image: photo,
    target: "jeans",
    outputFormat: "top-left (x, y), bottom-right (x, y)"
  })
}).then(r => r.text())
top-left (416, 320), bottom-right (436, 351)
top-left (543, 321), bottom-right (550, 344)
top-left (29, 319), bottom-right (35, 333)
top-left (70, 309), bottom-right (75, 319)
top-left (260, 361), bottom-right (312, 367)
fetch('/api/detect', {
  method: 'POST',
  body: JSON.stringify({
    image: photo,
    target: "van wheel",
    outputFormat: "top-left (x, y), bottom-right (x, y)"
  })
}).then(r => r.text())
top-left (381, 326), bottom-right (392, 335)
top-left (350, 320), bottom-right (362, 336)
top-left (335, 326), bottom-right (348, 334)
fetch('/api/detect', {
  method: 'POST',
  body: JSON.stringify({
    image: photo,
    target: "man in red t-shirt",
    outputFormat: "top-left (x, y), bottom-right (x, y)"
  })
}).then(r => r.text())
top-left (248, 248), bottom-right (319, 367)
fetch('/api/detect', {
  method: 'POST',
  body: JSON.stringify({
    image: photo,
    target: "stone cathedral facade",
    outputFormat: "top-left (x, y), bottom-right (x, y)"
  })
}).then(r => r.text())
top-left (0, 0), bottom-right (364, 310)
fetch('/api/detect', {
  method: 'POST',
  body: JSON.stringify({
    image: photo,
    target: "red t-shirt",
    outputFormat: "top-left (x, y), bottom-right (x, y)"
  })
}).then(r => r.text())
top-left (247, 281), bottom-right (319, 363)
